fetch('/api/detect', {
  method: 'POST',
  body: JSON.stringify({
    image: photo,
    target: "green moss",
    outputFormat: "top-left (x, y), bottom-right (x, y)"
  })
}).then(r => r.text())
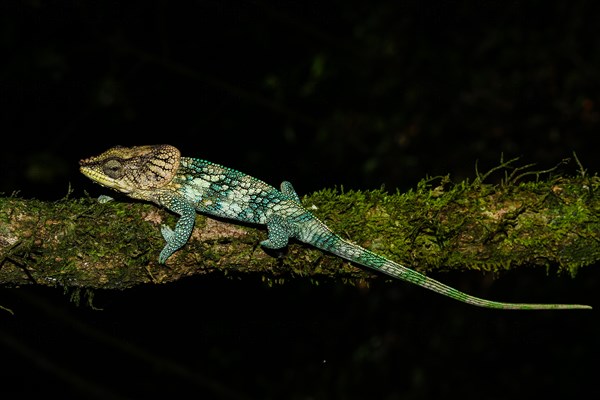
top-left (302, 162), bottom-right (599, 278)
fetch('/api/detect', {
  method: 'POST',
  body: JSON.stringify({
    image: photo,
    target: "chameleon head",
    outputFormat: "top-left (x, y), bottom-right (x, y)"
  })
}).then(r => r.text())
top-left (79, 144), bottom-right (181, 194)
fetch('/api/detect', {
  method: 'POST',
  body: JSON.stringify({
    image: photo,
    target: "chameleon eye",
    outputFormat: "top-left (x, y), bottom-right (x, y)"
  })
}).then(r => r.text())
top-left (102, 159), bottom-right (124, 179)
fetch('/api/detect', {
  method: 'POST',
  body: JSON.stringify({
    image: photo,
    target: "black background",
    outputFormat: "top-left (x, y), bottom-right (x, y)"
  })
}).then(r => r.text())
top-left (1, 1), bottom-right (598, 399)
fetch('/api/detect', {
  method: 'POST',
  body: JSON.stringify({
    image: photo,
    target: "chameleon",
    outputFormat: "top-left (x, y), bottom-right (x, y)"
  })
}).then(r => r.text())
top-left (79, 144), bottom-right (591, 310)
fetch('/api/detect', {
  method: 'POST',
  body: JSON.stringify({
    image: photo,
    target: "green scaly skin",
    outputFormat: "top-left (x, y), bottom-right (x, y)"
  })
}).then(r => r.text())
top-left (79, 145), bottom-right (591, 310)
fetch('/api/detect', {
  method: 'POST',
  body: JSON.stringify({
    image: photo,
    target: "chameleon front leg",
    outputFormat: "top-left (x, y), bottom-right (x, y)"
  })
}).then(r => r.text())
top-left (158, 196), bottom-right (198, 264)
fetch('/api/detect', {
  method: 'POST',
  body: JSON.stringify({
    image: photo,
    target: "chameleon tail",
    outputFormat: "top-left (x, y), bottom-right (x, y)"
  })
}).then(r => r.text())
top-left (321, 236), bottom-right (591, 310)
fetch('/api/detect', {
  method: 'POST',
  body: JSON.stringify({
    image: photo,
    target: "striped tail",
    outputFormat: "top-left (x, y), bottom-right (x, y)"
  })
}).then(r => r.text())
top-left (303, 220), bottom-right (591, 310)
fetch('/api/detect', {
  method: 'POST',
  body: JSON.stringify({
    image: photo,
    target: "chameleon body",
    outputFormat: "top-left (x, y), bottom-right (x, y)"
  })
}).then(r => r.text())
top-left (80, 145), bottom-right (591, 310)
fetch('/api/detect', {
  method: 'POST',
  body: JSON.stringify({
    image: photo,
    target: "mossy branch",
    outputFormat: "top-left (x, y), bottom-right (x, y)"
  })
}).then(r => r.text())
top-left (1, 163), bottom-right (598, 291)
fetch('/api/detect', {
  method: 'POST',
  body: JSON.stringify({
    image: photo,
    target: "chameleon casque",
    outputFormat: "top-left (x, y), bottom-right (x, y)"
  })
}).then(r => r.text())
top-left (80, 145), bottom-right (591, 310)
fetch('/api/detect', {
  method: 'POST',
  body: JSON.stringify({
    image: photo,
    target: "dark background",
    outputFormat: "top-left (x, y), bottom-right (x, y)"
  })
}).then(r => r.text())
top-left (0, 1), bottom-right (598, 399)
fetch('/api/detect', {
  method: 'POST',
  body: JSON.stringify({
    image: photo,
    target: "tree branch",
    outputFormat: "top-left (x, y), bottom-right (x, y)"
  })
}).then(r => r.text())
top-left (1, 169), bottom-right (598, 290)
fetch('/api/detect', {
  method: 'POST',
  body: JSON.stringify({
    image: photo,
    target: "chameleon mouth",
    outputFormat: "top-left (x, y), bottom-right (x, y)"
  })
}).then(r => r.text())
top-left (79, 165), bottom-right (108, 187)
top-left (79, 165), bottom-right (132, 194)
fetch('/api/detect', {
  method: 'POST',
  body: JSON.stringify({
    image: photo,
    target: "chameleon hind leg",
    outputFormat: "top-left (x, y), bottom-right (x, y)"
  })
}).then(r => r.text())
top-left (260, 181), bottom-right (303, 249)
top-left (261, 214), bottom-right (297, 249)
top-left (280, 181), bottom-right (301, 204)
